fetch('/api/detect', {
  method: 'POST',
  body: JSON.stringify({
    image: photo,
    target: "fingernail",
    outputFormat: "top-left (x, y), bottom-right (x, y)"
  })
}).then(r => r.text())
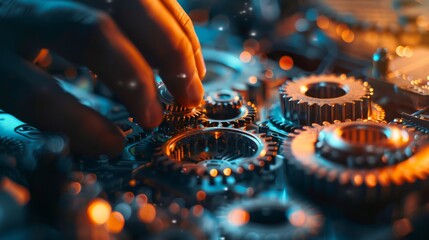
top-left (186, 73), bottom-right (204, 107)
top-left (144, 101), bottom-right (163, 128)
top-left (195, 48), bottom-right (207, 80)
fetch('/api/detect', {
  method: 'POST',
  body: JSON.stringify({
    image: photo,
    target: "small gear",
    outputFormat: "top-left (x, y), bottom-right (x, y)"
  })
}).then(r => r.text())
top-left (216, 198), bottom-right (324, 240)
top-left (199, 101), bottom-right (257, 128)
top-left (282, 120), bottom-right (429, 205)
top-left (157, 81), bottom-right (202, 124)
top-left (152, 127), bottom-right (278, 184)
top-left (204, 89), bottom-right (243, 119)
top-left (279, 74), bottom-right (374, 126)
top-left (0, 137), bottom-right (24, 159)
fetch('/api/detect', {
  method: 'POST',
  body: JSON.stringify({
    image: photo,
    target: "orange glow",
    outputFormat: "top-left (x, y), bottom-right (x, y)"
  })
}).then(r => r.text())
top-left (239, 51), bottom-right (252, 63)
top-left (353, 174), bottom-right (363, 186)
top-left (196, 190), bottom-right (207, 201)
top-left (1, 178), bottom-right (30, 205)
top-left (136, 194), bottom-right (148, 206)
top-left (228, 208), bottom-right (250, 226)
top-left (192, 205), bottom-right (204, 217)
top-left (248, 164), bottom-right (255, 171)
top-left (341, 29), bottom-right (355, 43)
top-left (279, 56), bottom-right (294, 70)
top-left (316, 16), bottom-right (330, 29)
top-left (393, 218), bottom-right (413, 238)
top-left (223, 168), bottom-right (232, 176)
top-left (243, 39), bottom-right (260, 54)
top-left (169, 202), bottom-right (180, 214)
top-left (105, 211), bottom-right (125, 234)
top-left (336, 24), bottom-right (348, 36)
top-left (85, 173), bottom-right (97, 185)
top-left (181, 208), bottom-right (190, 219)
top-left (209, 169), bottom-right (218, 177)
top-left (248, 76), bottom-right (258, 84)
top-left (123, 192), bottom-right (134, 203)
top-left (87, 198), bottom-right (112, 225)
top-left (129, 179), bottom-right (137, 187)
top-left (33, 49), bottom-right (49, 64)
top-left (365, 174), bottom-right (377, 188)
top-left (290, 210), bottom-right (307, 227)
top-left (68, 182), bottom-right (81, 195)
top-left (138, 203), bottom-right (156, 224)
top-left (265, 69), bottom-right (274, 79)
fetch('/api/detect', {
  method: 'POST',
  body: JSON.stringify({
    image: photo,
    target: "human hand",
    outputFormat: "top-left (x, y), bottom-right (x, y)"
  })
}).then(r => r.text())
top-left (0, 0), bottom-right (205, 156)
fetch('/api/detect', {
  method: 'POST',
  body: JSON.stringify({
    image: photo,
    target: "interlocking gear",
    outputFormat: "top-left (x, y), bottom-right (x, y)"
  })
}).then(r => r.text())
top-left (152, 127), bottom-right (277, 184)
top-left (279, 74), bottom-right (375, 125)
top-left (282, 120), bottom-right (429, 205)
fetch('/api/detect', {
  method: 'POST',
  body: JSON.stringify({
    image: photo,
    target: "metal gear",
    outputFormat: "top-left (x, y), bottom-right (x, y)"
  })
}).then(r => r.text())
top-left (152, 127), bottom-right (277, 184)
top-left (282, 120), bottom-right (429, 205)
top-left (199, 101), bottom-right (257, 128)
top-left (216, 198), bottom-right (324, 240)
top-left (279, 74), bottom-right (374, 126)
top-left (157, 81), bottom-right (202, 123)
top-left (204, 89), bottom-right (243, 118)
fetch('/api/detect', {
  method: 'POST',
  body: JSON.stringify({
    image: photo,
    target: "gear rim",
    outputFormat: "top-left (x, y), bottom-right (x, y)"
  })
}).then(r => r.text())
top-left (279, 74), bottom-right (373, 126)
top-left (153, 127), bottom-right (277, 182)
top-left (282, 120), bottom-right (429, 204)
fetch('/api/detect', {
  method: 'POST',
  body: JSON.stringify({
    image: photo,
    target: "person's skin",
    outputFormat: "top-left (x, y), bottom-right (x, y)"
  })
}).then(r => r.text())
top-left (0, 0), bottom-right (205, 157)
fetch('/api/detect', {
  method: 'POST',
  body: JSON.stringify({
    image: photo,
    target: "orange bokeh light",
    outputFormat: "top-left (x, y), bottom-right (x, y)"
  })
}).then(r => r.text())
top-left (192, 205), bottom-right (204, 217)
top-left (290, 210), bottom-right (307, 227)
top-left (240, 51), bottom-right (252, 63)
top-left (105, 211), bottom-right (125, 234)
top-left (279, 56), bottom-right (294, 70)
top-left (1, 177), bottom-right (30, 205)
top-left (138, 203), bottom-right (157, 224)
top-left (223, 168), bottom-right (232, 176)
top-left (209, 169), bottom-right (218, 177)
top-left (228, 208), bottom-right (250, 226)
top-left (196, 190), bottom-right (207, 201)
top-left (87, 198), bottom-right (112, 225)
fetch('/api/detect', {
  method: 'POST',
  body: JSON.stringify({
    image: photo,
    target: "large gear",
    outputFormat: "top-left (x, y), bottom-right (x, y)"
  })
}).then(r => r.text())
top-left (216, 198), bottom-right (324, 240)
top-left (282, 120), bottom-right (429, 205)
top-left (279, 74), bottom-right (374, 126)
top-left (152, 127), bottom-right (277, 184)
top-left (157, 81), bottom-right (202, 123)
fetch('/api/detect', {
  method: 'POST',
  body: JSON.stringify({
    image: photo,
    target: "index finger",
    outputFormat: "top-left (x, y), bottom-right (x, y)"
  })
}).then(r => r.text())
top-left (161, 0), bottom-right (206, 80)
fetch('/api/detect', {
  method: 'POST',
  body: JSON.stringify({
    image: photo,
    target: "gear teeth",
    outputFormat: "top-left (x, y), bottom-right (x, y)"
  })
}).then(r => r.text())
top-left (152, 128), bottom-right (277, 185)
top-left (279, 74), bottom-right (382, 126)
top-left (282, 120), bottom-right (429, 206)
top-left (200, 101), bottom-right (257, 129)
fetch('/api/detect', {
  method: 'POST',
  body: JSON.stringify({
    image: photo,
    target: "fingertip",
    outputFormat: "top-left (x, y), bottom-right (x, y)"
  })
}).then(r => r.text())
top-left (184, 74), bottom-right (204, 107)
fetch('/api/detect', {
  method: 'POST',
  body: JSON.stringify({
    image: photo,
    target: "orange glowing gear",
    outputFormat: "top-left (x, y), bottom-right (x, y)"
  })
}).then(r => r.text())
top-left (279, 74), bottom-right (383, 126)
top-left (282, 120), bottom-right (429, 205)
